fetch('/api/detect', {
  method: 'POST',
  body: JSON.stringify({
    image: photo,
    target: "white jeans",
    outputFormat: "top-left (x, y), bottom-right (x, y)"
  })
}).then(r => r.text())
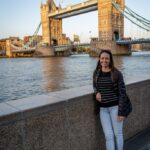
top-left (100, 106), bottom-right (124, 150)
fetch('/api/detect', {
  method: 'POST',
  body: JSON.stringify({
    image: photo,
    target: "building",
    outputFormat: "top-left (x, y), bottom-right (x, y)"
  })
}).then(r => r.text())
top-left (0, 39), bottom-right (7, 51)
top-left (24, 35), bottom-right (42, 47)
top-left (73, 35), bottom-right (80, 44)
top-left (142, 43), bottom-right (150, 50)
top-left (9, 37), bottom-right (23, 47)
top-left (0, 37), bottom-right (22, 50)
top-left (0, 39), bottom-right (6, 56)
top-left (132, 44), bottom-right (142, 51)
top-left (0, 37), bottom-right (23, 56)
top-left (62, 34), bottom-right (72, 45)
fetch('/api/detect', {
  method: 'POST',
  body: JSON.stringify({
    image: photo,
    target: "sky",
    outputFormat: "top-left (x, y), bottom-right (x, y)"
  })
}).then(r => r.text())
top-left (0, 0), bottom-right (150, 42)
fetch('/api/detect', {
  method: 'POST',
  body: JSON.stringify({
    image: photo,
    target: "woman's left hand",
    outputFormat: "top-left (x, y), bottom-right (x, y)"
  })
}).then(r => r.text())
top-left (117, 116), bottom-right (125, 122)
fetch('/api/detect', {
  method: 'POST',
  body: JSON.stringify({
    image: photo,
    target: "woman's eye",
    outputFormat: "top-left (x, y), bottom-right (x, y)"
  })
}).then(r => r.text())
top-left (101, 57), bottom-right (108, 60)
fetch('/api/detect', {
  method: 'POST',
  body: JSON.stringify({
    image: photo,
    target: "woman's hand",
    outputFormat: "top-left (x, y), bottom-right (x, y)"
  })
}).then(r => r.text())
top-left (117, 116), bottom-right (125, 122)
top-left (96, 92), bottom-right (102, 102)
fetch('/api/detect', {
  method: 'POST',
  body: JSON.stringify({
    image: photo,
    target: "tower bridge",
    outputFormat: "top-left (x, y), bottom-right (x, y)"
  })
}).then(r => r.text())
top-left (5, 0), bottom-right (150, 57)
top-left (40, 0), bottom-right (150, 56)
top-left (41, 0), bottom-right (128, 55)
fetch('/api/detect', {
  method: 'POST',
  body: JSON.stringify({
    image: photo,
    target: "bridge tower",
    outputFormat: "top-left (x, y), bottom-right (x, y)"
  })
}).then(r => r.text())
top-left (41, 0), bottom-right (63, 46)
top-left (41, 2), bottom-right (50, 45)
top-left (90, 0), bottom-right (131, 55)
top-left (98, 0), bottom-right (124, 41)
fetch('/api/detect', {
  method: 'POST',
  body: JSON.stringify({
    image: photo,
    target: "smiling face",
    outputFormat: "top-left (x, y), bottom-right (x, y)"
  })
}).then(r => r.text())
top-left (99, 52), bottom-right (110, 68)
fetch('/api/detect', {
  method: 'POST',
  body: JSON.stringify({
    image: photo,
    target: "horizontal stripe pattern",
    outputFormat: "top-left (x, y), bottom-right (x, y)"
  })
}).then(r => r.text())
top-left (97, 71), bottom-right (118, 107)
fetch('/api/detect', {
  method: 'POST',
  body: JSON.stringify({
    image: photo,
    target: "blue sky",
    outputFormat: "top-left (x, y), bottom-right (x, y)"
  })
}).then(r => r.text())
top-left (0, 0), bottom-right (149, 42)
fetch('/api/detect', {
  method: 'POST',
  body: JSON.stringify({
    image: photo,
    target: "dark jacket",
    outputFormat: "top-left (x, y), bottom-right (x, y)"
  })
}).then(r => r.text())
top-left (93, 69), bottom-right (132, 117)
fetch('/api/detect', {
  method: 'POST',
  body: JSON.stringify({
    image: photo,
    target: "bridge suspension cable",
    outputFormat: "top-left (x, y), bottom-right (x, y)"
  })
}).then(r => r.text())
top-left (124, 6), bottom-right (150, 29)
top-left (112, 1), bottom-right (150, 32)
top-left (125, 6), bottom-right (150, 25)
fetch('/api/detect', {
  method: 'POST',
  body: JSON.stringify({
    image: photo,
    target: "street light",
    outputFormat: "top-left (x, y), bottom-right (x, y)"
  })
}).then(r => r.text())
top-left (89, 30), bottom-right (92, 42)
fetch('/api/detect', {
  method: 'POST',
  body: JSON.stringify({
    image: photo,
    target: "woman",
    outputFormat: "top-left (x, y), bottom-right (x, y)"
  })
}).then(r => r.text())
top-left (93, 49), bottom-right (131, 150)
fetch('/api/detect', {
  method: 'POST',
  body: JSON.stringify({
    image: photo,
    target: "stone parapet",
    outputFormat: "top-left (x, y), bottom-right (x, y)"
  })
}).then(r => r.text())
top-left (0, 78), bottom-right (150, 150)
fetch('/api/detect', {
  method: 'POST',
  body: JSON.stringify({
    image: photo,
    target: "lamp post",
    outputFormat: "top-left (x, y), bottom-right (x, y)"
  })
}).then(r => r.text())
top-left (89, 30), bottom-right (92, 42)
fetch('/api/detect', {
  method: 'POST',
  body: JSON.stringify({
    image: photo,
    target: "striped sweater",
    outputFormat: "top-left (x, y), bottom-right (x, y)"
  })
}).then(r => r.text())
top-left (93, 68), bottom-right (132, 116)
top-left (97, 70), bottom-right (118, 107)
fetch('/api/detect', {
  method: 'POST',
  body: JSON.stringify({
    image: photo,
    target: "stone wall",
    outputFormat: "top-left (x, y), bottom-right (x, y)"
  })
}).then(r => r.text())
top-left (0, 79), bottom-right (150, 150)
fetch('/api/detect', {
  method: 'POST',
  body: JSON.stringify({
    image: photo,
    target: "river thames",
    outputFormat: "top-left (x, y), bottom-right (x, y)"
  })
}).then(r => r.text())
top-left (0, 51), bottom-right (150, 102)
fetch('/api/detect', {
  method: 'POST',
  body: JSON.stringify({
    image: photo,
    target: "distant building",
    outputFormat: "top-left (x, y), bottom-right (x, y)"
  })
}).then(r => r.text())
top-left (0, 37), bottom-right (23, 56)
top-left (0, 39), bottom-right (7, 50)
top-left (0, 39), bottom-right (6, 56)
top-left (132, 44), bottom-right (142, 51)
top-left (132, 43), bottom-right (150, 51)
top-left (90, 37), bottom-right (98, 43)
top-left (9, 37), bottom-right (23, 47)
top-left (24, 35), bottom-right (42, 47)
top-left (0, 37), bottom-right (23, 51)
top-left (142, 43), bottom-right (150, 50)
top-left (0, 49), bottom-right (5, 56)
top-left (73, 35), bottom-right (80, 44)
top-left (62, 34), bottom-right (72, 45)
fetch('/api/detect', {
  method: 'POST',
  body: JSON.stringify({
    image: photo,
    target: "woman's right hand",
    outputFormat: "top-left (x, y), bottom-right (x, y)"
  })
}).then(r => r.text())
top-left (96, 92), bottom-right (101, 102)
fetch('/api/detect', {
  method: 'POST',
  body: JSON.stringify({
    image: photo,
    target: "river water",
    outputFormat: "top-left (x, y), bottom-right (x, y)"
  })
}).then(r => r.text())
top-left (0, 51), bottom-right (150, 102)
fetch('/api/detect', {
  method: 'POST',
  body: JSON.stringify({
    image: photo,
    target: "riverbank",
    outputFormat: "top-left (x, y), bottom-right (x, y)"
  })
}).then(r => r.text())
top-left (0, 56), bottom-right (7, 58)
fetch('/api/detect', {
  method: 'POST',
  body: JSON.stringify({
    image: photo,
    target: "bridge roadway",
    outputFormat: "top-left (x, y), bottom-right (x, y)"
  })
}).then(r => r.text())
top-left (116, 39), bottom-right (150, 45)
top-left (53, 43), bottom-right (90, 52)
top-left (48, 0), bottom-right (98, 19)
top-left (12, 49), bottom-right (35, 53)
top-left (10, 39), bottom-right (150, 53)
top-left (11, 44), bottom-right (36, 53)
top-left (53, 39), bottom-right (150, 52)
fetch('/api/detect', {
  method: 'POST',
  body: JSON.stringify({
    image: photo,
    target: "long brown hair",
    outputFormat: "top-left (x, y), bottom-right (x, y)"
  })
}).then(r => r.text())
top-left (95, 49), bottom-right (119, 82)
